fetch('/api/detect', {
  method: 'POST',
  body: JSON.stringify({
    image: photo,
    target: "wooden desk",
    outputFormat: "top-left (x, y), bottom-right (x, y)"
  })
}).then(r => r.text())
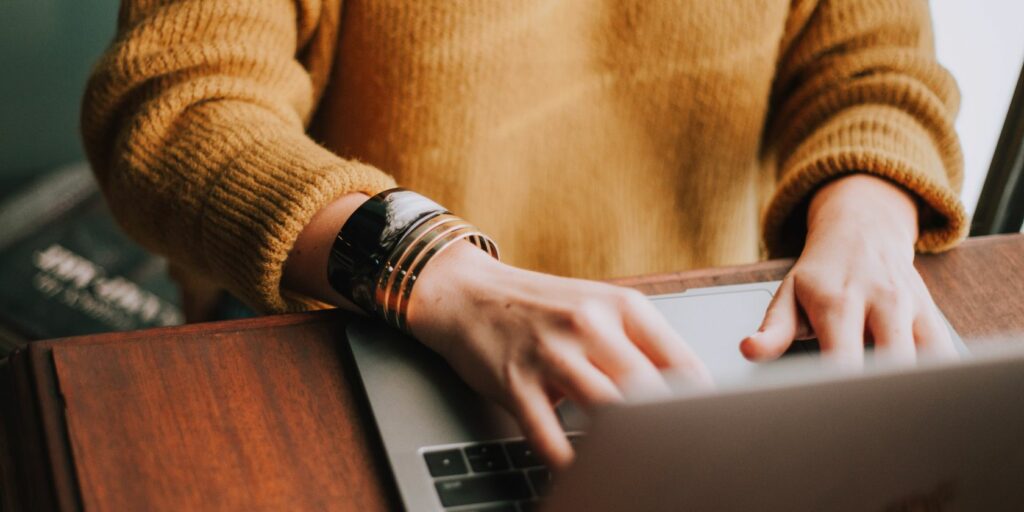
top-left (2, 234), bottom-right (1023, 511)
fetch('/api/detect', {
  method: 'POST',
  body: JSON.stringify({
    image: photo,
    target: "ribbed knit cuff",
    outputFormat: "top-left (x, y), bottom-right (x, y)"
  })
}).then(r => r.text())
top-left (763, 104), bottom-right (968, 258)
top-left (199, 128), bottom-right (396, 314)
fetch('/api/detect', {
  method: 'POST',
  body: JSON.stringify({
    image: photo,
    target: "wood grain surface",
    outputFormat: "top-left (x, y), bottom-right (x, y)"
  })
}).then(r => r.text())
top-left (49, 314), bottom-right (399, 511)
top-left (3, 234), bottom-right (1022, 511)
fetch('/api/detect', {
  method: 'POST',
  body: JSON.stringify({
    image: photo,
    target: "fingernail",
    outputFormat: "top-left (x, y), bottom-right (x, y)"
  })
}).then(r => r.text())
top-left (740, 337), bottom-right (761, 356)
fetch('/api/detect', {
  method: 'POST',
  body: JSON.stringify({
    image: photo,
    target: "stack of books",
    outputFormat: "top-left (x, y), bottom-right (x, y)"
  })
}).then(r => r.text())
top-left (0, 162), bottom-right (183, 354)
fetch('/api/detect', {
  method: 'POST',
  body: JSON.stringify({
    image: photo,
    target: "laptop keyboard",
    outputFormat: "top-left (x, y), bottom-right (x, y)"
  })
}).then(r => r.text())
top-left (418, 341), bottom-right (820, 510)
top-left (422, 434), bottom-right (583, 511)
top-left (415, 340), bottom-right (831, 510)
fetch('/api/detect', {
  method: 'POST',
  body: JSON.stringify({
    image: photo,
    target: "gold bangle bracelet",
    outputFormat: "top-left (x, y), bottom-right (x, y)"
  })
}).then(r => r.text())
top-left (393, 227), bottom-right (498, 332)
top-left (375, 214), bottom-right (464, 322)
top-left (387, 222), bottom-right (476, 329)
top-left (366, 207), bottom-right (498, 332)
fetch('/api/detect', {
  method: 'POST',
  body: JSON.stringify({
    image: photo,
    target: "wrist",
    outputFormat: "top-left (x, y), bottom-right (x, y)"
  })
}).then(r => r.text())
top-left (283, 192), bottom-right (370, 307)
top-left (807, 174), bottom-right (919, 246)
top-left (322, 188), bottom-right (500, 332)
top-left (405, 240), bottom-right (507, 353)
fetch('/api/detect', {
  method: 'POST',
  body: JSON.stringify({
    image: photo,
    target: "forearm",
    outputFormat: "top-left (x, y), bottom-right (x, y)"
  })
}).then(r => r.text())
top-left (82, 0), bottom-right (395, 312)
top-left (282, 192), bottom-right (504, 319)
top-left (282, 192), bottom-right (369, 309)
top-left (762, 0), bottom-right (966, 257)
top-left (807, 174), bottom-right (919, 250)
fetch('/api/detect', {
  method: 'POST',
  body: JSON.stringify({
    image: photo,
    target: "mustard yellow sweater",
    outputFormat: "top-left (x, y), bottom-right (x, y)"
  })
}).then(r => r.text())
top-left (82, 0), bottom-right (966, 313)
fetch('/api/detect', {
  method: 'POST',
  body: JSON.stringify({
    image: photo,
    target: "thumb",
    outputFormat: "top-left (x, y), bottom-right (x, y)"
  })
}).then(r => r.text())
top-left (741, 277), bottom-right (799, 361)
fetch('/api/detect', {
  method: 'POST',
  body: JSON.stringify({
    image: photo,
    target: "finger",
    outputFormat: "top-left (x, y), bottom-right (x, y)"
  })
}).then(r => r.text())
top-left (741, 277), bottom-right (799, 361)
top-left (545, 348), bottom-right (624, 407)
top-left (865, 300), bottom-right (916, 365)
top-left (907, 275), bottom-right (959, 359)
top-left (913, 303), bottom-right (959, 360)
top-left (508, 378), bottom-right (574, 470)
top-left (805, 293), bottom-right (866, 369)
top-left (587, 331), bottom-right (671, 399)
top-left (793, 307), bottom-right (815, 340)
top-left (619, 292), bottom-right (712, 385)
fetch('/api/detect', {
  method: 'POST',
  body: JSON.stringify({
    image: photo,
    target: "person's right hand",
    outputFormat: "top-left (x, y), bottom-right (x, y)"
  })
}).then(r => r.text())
top-left (406, 242), bottom-right (711, 470)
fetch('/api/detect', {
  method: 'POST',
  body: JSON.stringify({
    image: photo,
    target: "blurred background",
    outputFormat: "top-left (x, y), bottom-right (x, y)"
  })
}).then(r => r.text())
top-left (931, 0), bottom-right (1024, 216)
top-left (0, 0), bottom-right (1021, 347)
top-left (0, 0), bottom-right (180, 349)
top-left (1, 0), bottom-right (119, 188)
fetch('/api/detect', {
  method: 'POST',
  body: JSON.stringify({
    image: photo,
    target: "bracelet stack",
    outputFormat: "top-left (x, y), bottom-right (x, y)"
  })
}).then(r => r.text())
top-left (327, 188), bottom-right (499, 333)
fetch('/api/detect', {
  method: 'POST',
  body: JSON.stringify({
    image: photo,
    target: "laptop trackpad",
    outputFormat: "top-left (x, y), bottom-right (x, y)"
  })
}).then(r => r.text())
top-left (346, 282), bottom-right (788, 447)
top-left (649, 285), bottom-right (776, 387)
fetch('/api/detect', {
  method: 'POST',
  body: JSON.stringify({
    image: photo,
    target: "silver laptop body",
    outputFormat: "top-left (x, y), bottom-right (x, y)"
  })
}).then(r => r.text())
top-left (546, 341), bottom-right (1024, 511)
top-left (345, 281), bottom-right (990, 511)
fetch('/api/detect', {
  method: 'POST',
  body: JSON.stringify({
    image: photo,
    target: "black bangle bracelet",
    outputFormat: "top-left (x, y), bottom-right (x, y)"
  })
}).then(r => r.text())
top-left (327, 188), bottom-right (447, 313)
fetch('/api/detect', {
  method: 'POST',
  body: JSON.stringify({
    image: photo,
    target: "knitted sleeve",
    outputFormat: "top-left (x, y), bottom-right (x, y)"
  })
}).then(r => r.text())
top-left (81, 0), bottom-right (396, 313)
top-left (761, 0), bottom-right (967, 257)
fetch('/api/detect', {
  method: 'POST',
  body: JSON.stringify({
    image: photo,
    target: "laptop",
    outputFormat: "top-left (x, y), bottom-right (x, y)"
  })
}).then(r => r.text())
top-left (344, 281), bottom-right (1021, 511)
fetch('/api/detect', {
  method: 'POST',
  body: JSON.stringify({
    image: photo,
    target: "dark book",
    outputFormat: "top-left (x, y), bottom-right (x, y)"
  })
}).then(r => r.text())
top-left (0, 162), bottom-right (183, 353)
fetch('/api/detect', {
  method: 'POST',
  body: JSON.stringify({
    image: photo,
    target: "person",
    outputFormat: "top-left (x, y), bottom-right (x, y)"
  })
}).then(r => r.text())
top-left (81, 0), bottom-right (967, 468)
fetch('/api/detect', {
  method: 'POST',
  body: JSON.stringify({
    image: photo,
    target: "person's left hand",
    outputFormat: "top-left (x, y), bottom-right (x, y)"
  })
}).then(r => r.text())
top-left (740, 174), bottom-right (958, 367)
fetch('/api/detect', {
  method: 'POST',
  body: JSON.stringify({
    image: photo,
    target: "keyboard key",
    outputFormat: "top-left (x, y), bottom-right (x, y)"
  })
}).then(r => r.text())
top-left (464, 443), bottom-right (510, 472)
top-left (423, 449), bottom-right (468, 477)
top-left (435, 473), bottom-right (531, 507)
top-left (527, 468), bottom-right (552, 497)
top-left (504, 441), bottom-right (542, 468)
